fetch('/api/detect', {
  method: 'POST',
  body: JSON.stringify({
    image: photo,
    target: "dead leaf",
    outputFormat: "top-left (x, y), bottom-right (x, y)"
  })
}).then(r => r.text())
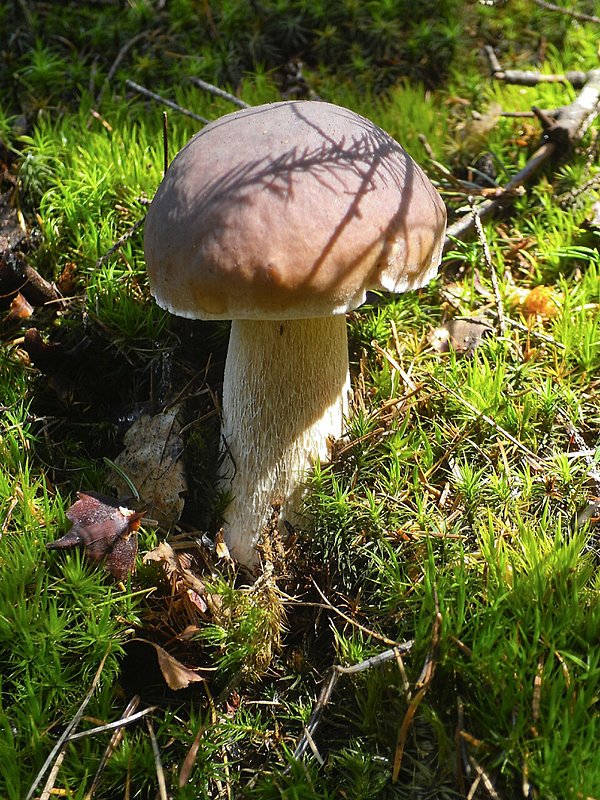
top-left (5, 292), bottom-right (33, 320)
top-left (112, 405), bottom-right (187, 529)
top-left (144, 540), bottom-right (206, 594)
top-left (128, 638), bottom-right (205, 690)
top-left (214, 529), bottom-right (232, 561)
top-left (47, 491), bottom-right (143, 580)
top-left (144, 540), bottom-right (211, 624)
top-left (508, 285), bottom-right (561, 318)
top-left (430, 317), bottom-right (493, 355)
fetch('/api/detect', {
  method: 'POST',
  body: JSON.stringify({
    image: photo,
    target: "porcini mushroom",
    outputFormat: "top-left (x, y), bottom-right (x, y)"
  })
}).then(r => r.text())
top-left (144, 100), bottom-right (446, 570)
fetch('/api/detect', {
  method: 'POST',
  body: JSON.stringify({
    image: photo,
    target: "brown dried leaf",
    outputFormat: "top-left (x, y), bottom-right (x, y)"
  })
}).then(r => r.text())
top-left (129, 638), bottom-right (205, 690)
top-left (47, 491), bottom-right (143, 580)
top-left (143, 540), bottom-right (209, 624)
top-left (214, 529), bottom-right (232, 561)
top-left (112, 405), bottom-right (187, 529)
top-left (144, 541), bottom-right (205, 593)
top-left (6, 292), bottom-right (33, 320)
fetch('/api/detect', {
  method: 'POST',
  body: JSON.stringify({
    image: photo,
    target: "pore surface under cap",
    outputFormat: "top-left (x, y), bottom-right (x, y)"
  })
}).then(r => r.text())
top-left (145, 100), bottom-right (447, 320)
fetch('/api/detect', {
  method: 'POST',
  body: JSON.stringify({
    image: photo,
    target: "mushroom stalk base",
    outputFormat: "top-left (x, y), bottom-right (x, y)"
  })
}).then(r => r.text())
top-left (220, 316), bottom-right (350, 570)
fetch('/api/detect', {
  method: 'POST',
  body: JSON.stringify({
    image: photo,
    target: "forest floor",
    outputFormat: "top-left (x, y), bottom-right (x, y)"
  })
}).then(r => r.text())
top-left (1, 1), bottom-right (599, 798)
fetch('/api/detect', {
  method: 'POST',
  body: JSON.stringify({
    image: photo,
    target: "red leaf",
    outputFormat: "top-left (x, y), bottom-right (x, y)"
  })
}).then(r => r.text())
top-left (47, 492), bottom-right (143, 580)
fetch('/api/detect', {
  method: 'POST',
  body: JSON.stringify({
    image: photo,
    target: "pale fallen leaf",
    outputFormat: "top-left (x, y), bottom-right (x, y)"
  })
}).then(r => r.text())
top-left (214, 529), bottom-right (232, 561)
top-left (112, 405), bottom-right (187, 529)
top-left (430, 317), bottom-right (493, 355)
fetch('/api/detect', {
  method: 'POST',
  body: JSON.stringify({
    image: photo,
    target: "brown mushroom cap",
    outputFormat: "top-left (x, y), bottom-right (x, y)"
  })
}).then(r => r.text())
top-left (144, 100), bottom-right (446, 320)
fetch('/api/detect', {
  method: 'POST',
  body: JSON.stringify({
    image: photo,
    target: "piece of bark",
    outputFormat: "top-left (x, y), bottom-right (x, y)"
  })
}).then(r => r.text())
top-left (0, 252), bottom-right (59, 307)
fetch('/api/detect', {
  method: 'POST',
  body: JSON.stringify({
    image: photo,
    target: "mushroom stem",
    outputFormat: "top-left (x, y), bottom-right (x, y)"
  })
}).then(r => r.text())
top-left (220, 316), bottom-right (350, 569)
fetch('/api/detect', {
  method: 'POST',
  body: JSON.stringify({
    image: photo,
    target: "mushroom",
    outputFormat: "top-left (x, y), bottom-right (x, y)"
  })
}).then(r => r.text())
top-left (144, 100), bottom-right (446, 570)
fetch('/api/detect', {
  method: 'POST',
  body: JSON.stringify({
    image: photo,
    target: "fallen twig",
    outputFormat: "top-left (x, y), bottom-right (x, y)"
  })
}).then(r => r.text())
top-left (163, 111), bottom-right (169, 175)
top-left (429, 376), bottom-right (543, 468)
top-left (95, 32), bottom-right (148, 106)
top-left (292, 640), bottom-right (414, 761)
top-left (484, 45), bottom-right (590, 87)
top-left (531, 0), bottom-right (600, 25)
top-left (146, 716), bottom-right (168, 800)
top-left (84, 697), bottom-right (145, 800)
top-left (126, 80), bottom-right (210, 124)
top-left (392, 591), bottom-right (442, 782)
top-left (0, 252), bottom-right (60, 306)
top-left (95, 217), bottom-right (145, 268)
top-left (189, 76), bottom-right (250, 109)
top-left (503, 316), bottom-right (566, 350)
top-left (469, 754), bottom-right (504, 800)
top-left (558, 410), bottom-right (600, 494)
top-left (310, 579), bottom-right (404, 647)
top-left (470, 199), bottom-right (506, 336)
top-left (445, 141), bottom-right (555, 244)
top-left (68, 704), bottom-right (156, 742)
top-left (445, 63), bottom-right (600, 245)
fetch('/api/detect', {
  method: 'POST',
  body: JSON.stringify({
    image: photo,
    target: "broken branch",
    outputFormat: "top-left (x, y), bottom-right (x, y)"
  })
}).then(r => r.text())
top-left (531, 0), bottom-right (600, 25)
top-left (445, 66), bottom-right (600, 245)
top-left (293, 641), bottom-right (414, 761)
top-left (125, 80), bottom-right (210, 124)
top-left (189, 76), bottom-right (250, 109)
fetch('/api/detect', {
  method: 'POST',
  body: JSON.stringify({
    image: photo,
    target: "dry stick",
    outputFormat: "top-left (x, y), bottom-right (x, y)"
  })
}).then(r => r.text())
top-left (125, 80), bottom-right (211, 124)
top-left (445, 66), bottom-right (600, 246)
top-left (470, 199), bottom-right (506, 336)
top-left (372, 340), bottom-right (418, 391)
top-left (445, 141), bottom-right (555, 245)
top-left (27, 650), bottom-right (110, 800)
top-left (392, 593), bottom-right (442, 783)
top-left (68, 705), bottom-right (157, 743)
top-left (429, 375), bottom-right (543, 467)
top-left (83, 697), bottom-right (147, 800)
top-left (0, 255), bottom-right (60, 305)
top-left (95, 217), bottom-right (145, 268)
top-left (469, 755), bottom-right (504, 800)
top-left (484, 45), bottom-right (589, 87)
top-left (163, 111), bottom-right (169, 175)
top-left (559, 171), bottom-right (600, 207)
top-left (189, 76), bottom-right (251, 109)
top-left (95, 31), bottom-right (147, 105)
top-left (558, 410), bottom-right (600, 492)
top-left (310, 578), bottom-right (404, 648)
top-left (179, 722), bottom-right (206, 788)
top-left (531, 0), bottom-right (600, 25)
top-left (146, 716), bottom-right (169, 800)
top-left (455, 696), bottom-right (468, 796)
top-left (504, 316), bottom-right (566, 350)
top-left (293, 641), bottom-right (414, 761)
